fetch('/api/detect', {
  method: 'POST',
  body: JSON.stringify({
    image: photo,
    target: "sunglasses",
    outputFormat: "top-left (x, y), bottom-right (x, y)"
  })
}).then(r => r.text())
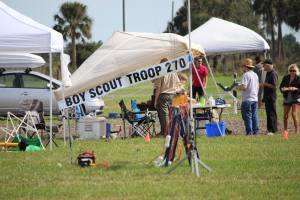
top-left (289, 70), bottom-right (296, 72)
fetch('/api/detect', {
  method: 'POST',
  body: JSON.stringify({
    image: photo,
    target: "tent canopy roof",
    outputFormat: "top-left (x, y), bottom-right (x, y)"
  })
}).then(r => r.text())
top-left (55, 31), bottom-right (204, 100)
top-left (0, 1), bottom-right (63, 53)
top-left (188, 17), bottom-right (270, 55)
top-left (0, 53), bottom-right (45, 68)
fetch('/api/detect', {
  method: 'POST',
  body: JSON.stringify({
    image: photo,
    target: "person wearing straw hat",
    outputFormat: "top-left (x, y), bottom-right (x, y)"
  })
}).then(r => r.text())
top-left (261, 59), bottom-right (278, 136)
top-left (238, 58), bottom-right (259, 135)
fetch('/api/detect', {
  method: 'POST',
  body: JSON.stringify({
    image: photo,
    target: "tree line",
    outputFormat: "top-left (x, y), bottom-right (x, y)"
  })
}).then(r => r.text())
top-left (167, 0), bottom-right (300, 72)
top-left (49, 1), bottom-right (300, 77)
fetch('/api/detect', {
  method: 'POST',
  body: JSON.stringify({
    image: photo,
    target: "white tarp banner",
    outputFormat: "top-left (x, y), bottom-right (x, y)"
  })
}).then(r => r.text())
top-left (57, 54), bottom-right (190, 109)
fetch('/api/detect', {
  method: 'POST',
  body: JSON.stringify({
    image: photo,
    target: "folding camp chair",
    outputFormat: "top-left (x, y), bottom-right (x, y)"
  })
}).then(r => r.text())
top-left (119, 99), bottom-right (156, 138)
top-left (19, 99), bottom-right (61, 148)
top-left (22, 100), bottom-right (61, 147)
top-left (0, 106), bottom-right (45, 150)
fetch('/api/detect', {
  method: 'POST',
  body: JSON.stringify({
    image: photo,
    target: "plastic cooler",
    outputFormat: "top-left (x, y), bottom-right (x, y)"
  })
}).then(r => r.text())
top-left (205, 122), bottom-right (226, 137)
top-left (77, 117), bottom-right (106, 139)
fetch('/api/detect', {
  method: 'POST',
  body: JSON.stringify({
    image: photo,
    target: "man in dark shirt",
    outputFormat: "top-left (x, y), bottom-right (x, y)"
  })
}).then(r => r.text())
top-left (261, 59), bottom-right (278, 135)
top-left (254, 56), bottom-right (266, 108)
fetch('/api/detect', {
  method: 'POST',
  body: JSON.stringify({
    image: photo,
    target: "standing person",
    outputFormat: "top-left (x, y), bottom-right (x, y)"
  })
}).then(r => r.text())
top-left (153, 58), bottom-right (180, 136)
top-left (238, 58), bottom-right (259, 135)
top-left (254, 56), bottom-right (266, 108)
top-left (192, 57), bottom-right (208, 99)
top-left (261, 59), bottom-right (278, 136)
top-left (279, 64), bottom-right (300, 134)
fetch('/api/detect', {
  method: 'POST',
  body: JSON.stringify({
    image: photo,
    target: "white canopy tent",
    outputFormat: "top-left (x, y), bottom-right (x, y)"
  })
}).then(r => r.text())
top-left (0, 53), bottom-right (45, 68)
top-left (0, 1), bottom-right (64, 150)
top-left (0, 2), bottom-right (63, 52)
top-left (55, 31), bottom-right (204, 105)
top-left (188, 17), bottom-right (270, 55)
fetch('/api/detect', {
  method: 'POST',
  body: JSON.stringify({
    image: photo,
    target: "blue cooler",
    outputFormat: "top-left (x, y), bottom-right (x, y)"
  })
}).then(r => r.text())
top-left (205, 122), bottom-right (226, 137)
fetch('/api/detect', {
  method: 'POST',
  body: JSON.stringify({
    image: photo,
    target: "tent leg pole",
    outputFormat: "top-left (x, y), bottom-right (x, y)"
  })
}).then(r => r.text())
top-left (49, 52), bottom-right (53, 151)
top-left (66, 109), bottom-right (73, 164)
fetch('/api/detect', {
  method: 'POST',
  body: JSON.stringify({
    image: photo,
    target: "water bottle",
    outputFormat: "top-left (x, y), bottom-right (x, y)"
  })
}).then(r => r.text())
top-left (199, 96), bottom-right (206, 107)
top-left (208, 96), bottom-right (215, 107)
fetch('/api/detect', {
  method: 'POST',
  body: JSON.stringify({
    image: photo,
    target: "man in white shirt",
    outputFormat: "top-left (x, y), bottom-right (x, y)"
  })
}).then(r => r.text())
top-left (239, 58), bottom-right (259, 135)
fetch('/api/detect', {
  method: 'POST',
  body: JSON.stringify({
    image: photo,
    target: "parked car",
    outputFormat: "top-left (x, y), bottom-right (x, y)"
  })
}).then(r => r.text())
top-left (0, 70), bottom-right (104, 116)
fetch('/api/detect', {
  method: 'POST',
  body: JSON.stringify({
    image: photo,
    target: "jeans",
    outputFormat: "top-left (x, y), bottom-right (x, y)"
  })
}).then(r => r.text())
top-left (241, 101), bottom-right (259, 135)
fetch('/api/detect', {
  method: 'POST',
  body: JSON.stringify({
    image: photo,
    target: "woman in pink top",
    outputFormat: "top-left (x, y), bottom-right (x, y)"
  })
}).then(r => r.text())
top-left (192, 57), bottom-right (209, 99)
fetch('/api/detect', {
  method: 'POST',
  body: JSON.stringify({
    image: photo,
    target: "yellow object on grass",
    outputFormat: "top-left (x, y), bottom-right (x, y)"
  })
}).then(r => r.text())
top-left (0, 142), bottom-right (18, 147)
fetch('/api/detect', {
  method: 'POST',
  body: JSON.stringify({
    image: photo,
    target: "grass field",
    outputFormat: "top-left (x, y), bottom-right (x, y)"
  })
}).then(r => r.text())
top-left (1, 74), bottom-right (300, 199)
top-left (1, 135), bottom-right (299, 199)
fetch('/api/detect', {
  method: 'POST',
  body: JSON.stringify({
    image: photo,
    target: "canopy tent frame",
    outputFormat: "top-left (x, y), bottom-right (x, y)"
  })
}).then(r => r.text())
top-left (0, 1), bottom-right (65, 150)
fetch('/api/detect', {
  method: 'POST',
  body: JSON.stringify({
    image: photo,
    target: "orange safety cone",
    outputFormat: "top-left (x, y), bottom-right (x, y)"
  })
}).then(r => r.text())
top-left (144, 133), bottom-right (151, 142)
top-left (283, 130), bottom-right (288, 140)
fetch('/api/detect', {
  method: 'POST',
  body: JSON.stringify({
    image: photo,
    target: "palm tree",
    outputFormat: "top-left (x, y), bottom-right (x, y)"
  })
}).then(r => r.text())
top-left (53, 2), bottom-right (92, 67)
top-left (285, 0), bottom-right (300, 31)
top-left (253, 0), bottom-right (276, 58)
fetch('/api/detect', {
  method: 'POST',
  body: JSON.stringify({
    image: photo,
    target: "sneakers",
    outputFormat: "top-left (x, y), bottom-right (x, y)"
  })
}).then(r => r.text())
top-left (267, 132), bottom-right (274, 136)
top-left (283, 130), bottom-right (288, 140)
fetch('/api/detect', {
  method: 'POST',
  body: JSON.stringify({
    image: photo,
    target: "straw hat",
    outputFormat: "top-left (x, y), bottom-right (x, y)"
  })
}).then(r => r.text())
top-left (242, 58), bottom-right (254, 68)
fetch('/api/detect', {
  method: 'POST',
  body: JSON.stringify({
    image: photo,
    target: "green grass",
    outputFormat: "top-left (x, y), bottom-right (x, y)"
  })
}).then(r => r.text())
top-left (1, 74), bottom-right (299, 199)
top-left (0, 135), bottom-right (299, 199)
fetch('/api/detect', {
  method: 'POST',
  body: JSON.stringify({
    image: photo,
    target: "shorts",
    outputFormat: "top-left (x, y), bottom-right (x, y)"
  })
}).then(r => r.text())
top-left (283, 100), bottom-right (300, 106)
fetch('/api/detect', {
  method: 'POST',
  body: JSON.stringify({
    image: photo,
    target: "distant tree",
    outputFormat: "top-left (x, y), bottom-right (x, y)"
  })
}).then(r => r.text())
top-left (253, 0), bottom-right (276, 58)
top-left (76, 41), bottom-right (102, 68)
top-left (64, 41), bottom-right (102, 72)
top-left (285, 0), bottom-right (300, 31)
top-left (167, 5), bottom-right (188, 35)
top-left (53, 2), bottom-right (92, 68)
top-left (253, 0), bottom-right (300, 60)
top-left (169, 0), bottom-right (261, 37)
top-left (168, 0), bottom-right (262, 71)
top-left (282, 34), bottom-right (300, 58)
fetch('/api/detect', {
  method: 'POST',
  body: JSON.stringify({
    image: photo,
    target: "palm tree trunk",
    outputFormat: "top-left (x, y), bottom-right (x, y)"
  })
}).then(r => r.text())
top-left (270, 23), bottom-right (275, 59)
top-left (268, 8), bottom-right (276, 59)
top-left (71, 37), bottom-right (77, 67)
top-left (276, 0), bottom-right (285, 60)
top-left (277, 20), bottom-right (284, 60)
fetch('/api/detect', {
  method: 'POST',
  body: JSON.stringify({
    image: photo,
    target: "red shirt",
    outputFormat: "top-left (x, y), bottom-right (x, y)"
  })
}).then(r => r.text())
top-left (192, 64), bottom-right (208, 87)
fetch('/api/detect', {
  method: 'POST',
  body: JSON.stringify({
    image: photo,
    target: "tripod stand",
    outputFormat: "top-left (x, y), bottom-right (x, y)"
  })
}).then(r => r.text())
top-left (164, 105), bottom-right (211, 176)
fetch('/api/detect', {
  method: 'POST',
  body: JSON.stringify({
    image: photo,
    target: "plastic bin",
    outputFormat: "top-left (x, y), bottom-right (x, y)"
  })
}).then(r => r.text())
top-left (77, 117), bottom-right (106, 139)
top-left (205, 122), bottom-right (226, 137)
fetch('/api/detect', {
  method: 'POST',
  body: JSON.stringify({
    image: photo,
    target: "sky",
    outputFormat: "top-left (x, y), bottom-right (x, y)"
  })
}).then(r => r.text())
top-left (2, 0), bottom-right (300, 43)
top-left (1, 0), bottom-right (184, 42)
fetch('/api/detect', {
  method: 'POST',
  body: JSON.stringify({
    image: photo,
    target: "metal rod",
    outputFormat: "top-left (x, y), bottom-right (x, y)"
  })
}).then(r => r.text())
top-left (122, 0), bottom-right (126, 32)
top-left (49, 53), bottom-right (53, 150)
